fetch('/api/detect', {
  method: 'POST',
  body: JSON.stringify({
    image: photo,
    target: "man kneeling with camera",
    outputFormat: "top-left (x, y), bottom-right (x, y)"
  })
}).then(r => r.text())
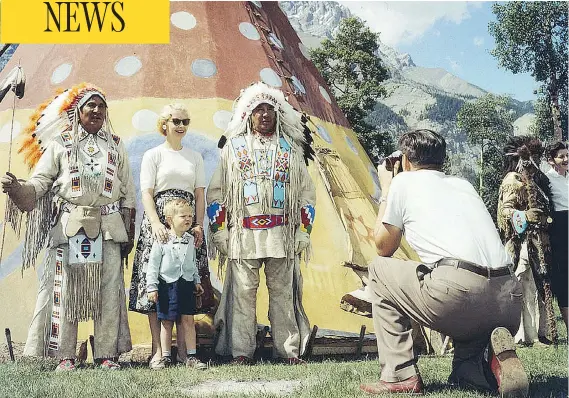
top-left (360, 130), bottom-right (528, 397)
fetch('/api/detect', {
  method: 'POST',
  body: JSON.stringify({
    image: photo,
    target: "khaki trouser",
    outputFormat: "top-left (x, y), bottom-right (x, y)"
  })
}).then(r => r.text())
top-left (368, 257), bottom-right (522, 382)
top-left (215, 257), bottom-right (309, 359)
top-left (24, 242), bottom-right (132, 359)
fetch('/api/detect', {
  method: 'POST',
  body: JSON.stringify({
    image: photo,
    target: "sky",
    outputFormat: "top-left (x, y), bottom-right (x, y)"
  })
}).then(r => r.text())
top-left (340, 1), bottom-right (540, 102)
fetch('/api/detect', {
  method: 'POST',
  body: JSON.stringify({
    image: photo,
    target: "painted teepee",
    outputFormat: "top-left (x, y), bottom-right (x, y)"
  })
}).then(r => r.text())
top-left (0, 1), bottom-right (419, 350)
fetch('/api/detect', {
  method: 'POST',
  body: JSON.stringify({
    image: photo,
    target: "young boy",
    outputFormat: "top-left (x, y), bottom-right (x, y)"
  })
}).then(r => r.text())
top-left (147, 198), bottom-right (207, 370)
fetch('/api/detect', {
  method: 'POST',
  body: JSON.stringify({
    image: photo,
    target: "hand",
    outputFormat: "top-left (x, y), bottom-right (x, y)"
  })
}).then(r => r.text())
top-left (148, 291), bottom-right (158, 303)
top-left (212, 229), bottom-right (229, 256)
top-left (295, 229), bottom-right (310, 255)
top-left (525, 208), bottom-right (544, 223)
top-left (151, 221), bottom-right (169, 243)
top-left (192, 225), bottom-right (204, 247)
top-left (1, 172), bottom-right (21, 194)
top-left (377, 159), bottom-right (401, 195)
top-left (194, 283), bottom-right (204, 296)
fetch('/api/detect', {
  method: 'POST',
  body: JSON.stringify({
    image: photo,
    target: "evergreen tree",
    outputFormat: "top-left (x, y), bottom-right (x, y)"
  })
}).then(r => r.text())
top-left (310, 17), bottom-right (392, 159)
top-left (489, 2), bottom-right (568, 140)
top-left (457, 94), bottom-right (515, 219)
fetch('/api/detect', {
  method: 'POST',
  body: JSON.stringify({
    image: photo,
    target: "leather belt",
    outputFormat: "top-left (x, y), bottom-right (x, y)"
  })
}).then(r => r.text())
top-left (59, 198), bottom-right (121, 215)
top-left (242, 215), bottom-right (287, 230)
top-left (436, 258), bottom-right (511, 278)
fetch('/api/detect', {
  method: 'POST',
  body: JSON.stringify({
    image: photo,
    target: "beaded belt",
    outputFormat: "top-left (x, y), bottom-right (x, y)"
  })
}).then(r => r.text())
top-left (59, 198), bottom-right (121, 215)
top-left (242, 215), bottom-right (287, 230)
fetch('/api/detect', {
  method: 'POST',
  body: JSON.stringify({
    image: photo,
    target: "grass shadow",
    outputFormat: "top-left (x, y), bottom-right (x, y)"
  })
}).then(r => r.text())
top-left (529, 375), bottom-right (568, 398)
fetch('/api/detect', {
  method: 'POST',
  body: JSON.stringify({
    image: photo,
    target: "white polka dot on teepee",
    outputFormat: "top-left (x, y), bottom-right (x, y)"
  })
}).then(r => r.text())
top-left (260, 68), bottom-right (282, 87)
top-left (171, 11), bottom-right (197, 30)
top-left (51, 63), bottom-right (72, 85)
top-left (316, 125), bottom-right (332, 144)
top-left (299, 42), bottom-right (311, 60)
top-left (213, 110), bottom-right (233, 130)
top-left (115, 56), bottom-right (142, 77)
top-left (345, 135), bottom-right (358, 154)
top-left (192, 59), bottom-right (217, 78)
top-left (132, 109), bottom-right (158, 132)
top-left (319, 85), bottom-right (332, 104)
top-left (239, 22), bottom-right (260, 40)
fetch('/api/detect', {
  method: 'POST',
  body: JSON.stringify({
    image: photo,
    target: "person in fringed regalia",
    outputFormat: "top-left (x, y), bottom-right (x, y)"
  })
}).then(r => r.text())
top-left (1, 83), bottom-right (136, 371)
top-left (497, 136), bottom-right (557, 346)
top-left (207, 82), bottom-right (316, 365)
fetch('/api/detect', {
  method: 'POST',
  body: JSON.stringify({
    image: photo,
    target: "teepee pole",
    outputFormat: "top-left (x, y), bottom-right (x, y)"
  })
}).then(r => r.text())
top-left (0, 63), bottom-right (24, 267)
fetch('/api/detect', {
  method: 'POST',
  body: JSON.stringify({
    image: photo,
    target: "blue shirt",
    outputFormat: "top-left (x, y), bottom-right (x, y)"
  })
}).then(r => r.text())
top-left (146, 232), bottom-right (200, 292)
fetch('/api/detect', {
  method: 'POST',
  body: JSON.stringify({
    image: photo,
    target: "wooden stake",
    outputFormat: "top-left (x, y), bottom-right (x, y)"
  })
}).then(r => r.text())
top-left (4, 328), bottom-right (14, 361)
top-left (356, 325), bottom-right (366, 357)
top-left (89, 335), bottom-right (95, 361)
top-left (254, 325), bottom-right (269, 360)
top-left (304, 325), bottom-right (318, 359)
top-left (77, 340), bottom-right (88, 364)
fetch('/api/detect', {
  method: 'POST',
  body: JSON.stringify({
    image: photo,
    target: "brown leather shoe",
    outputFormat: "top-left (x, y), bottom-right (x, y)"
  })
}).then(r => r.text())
top-left (360, 374), bottom-right (424, 395)
top-left (489, 327), bottom-right (529, 398)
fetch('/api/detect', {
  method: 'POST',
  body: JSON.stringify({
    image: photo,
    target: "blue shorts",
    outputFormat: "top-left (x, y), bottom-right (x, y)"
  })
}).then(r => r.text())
top-left (157, 278), bottom-right (197, 321)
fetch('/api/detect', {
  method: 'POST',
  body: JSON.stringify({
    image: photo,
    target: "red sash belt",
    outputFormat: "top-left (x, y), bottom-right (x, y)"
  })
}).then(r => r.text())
top-left (242, 215), bottom-right (288, 230)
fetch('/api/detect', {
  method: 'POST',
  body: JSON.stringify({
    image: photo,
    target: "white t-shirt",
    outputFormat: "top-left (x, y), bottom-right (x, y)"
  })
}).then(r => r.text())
top-left (140, 144), bottom-right (206, 194)
top-left (546, 167), bottom-right (568, 211)
top-left (383, 170), bottom-right (511, 268)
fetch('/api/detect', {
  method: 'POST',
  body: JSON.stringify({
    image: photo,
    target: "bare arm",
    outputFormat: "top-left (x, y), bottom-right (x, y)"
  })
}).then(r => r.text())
top-left (374, 201), bottom-right (403, 257)
top-left (142, 188), bottom-right (159, 224)
top-left (194, 187), bottom-right (205, 226)
top-left (142, 188), bottom-right (168, 243)
top-left (374, 160), bottom-right (403, 257)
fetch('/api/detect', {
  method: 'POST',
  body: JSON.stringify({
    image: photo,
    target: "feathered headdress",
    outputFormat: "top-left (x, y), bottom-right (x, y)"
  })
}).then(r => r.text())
top-left (220, 82), bottom-right (315, 164)
top-left (18, 82), bottom-right (109, 169)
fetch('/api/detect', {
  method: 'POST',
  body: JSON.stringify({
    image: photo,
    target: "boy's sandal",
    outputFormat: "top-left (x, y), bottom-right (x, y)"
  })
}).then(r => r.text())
top-left (100, 359), bottom-right (121, 370)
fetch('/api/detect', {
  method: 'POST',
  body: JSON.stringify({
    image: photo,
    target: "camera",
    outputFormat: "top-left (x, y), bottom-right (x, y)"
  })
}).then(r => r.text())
top-left (384, 150), bottom-right (403, 172)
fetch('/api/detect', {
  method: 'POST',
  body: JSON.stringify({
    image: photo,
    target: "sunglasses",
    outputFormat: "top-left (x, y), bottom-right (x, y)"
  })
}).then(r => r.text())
top-left (170, 118), bottom-right (190, 126)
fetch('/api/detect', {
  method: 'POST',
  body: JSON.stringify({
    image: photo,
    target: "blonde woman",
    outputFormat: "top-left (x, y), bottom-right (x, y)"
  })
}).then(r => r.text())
top-left (128, 104), bottom-right (208, 368)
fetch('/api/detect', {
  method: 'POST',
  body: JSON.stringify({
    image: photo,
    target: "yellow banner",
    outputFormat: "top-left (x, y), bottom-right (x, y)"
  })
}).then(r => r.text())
top-left (1, 0), bottom-right (170, 43)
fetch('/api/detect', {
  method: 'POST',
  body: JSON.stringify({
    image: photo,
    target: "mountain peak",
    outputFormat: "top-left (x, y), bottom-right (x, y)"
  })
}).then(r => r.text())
top-left (279, 1), bottom-right (352, 39)
top-left (280, 1), bottom-right (416, 74)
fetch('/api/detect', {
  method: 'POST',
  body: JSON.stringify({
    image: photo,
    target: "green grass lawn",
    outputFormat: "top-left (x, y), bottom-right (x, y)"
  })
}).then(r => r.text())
top-left (0, 340), bottom-right (566, 398)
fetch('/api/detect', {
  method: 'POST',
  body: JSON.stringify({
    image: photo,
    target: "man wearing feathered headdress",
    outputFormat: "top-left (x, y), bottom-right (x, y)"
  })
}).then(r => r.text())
top-left (1, 83), bottom-right (136, 371)
top-left (207, 82), bottom-right (315, 365)
top-left (497, 136), bottom-right (557, 346)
